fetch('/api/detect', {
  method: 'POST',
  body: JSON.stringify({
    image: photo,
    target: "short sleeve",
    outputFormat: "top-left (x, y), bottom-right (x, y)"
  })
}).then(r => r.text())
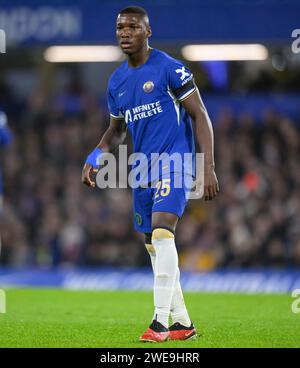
top-left (167, 59), bottom-right (196, 101)
top-left (107, 83), bottom-right (124, 119)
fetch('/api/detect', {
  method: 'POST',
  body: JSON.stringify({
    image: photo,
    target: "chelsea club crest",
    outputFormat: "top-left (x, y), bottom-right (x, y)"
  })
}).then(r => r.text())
top-left (143, 81), bottom-right (154, 93)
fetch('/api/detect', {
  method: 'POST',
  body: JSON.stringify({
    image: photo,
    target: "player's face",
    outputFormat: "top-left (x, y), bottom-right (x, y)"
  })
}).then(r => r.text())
top-left (116, 14), bottom-right (151, 55)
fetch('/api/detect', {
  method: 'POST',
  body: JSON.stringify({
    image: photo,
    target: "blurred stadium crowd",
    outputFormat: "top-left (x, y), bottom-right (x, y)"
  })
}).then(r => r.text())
top-left (0, 82), bottom-right (300, 270)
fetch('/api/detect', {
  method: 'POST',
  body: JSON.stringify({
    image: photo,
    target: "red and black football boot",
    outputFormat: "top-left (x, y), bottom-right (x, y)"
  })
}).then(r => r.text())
top-left (140, 320), bottom-right (170, 343)
top-left (169, 322), bottom-right (197, 340)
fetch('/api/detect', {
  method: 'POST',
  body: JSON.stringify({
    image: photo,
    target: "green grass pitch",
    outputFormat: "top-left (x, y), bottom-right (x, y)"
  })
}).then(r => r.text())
top-left (0, 289), bottom-right (299, 348)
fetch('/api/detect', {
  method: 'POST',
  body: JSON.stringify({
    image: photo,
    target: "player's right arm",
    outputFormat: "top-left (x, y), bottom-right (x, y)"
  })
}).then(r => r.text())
top-left (81, 116), bottom-right (126, 187)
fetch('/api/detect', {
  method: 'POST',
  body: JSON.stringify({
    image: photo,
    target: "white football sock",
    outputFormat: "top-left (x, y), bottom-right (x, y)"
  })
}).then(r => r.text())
top-left (170, 269), bottom-right (191, 327)
top-left (151, 228), bottom-right (178, 328)
top-left (146, 237), bottom-right (191, 327)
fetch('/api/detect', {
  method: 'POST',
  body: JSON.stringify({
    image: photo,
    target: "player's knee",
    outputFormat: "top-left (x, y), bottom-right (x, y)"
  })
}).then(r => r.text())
top-left (152, 212), bottom-right (178, 232)
top-left (152, 227), bottom-right (175, 243)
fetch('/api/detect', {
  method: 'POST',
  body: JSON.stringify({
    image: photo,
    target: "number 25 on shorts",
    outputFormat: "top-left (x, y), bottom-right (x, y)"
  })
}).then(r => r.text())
top-left (154, 179), bottom-right (171, 199)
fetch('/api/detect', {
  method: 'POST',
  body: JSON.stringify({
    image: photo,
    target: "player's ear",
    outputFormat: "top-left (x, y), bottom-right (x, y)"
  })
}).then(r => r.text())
top-left (147, 26), bottom-right (152, 38)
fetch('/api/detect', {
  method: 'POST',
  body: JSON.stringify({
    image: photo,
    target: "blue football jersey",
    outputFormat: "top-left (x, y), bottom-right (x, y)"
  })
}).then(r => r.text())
top-left (107, 48), bottom-right (196, 185)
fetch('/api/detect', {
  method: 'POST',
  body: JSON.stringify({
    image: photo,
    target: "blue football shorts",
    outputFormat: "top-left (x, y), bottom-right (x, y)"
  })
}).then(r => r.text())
top-left (132, 172), bottom-right (193, 233)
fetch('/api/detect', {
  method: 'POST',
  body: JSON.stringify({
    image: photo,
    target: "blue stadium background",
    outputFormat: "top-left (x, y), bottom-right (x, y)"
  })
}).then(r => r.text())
top-left (0, 0), bottom-right (300, 292)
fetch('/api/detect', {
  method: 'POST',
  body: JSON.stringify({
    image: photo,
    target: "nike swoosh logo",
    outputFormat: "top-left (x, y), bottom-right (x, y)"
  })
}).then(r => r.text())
top-left (154, 199), bottom-right (164, 204)
top-left (118, 91), bottom-right (126, 97)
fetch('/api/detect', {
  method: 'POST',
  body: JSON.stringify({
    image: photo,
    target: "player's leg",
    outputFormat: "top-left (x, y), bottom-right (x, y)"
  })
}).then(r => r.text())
top-left (145, 228), bottom-right (193, 333)
top-left (151, 211), bottom-right (179, 328)
top-left (145, 230), bottom-right (189, 323)
top-left (144, 213), bottom-right (177, 276)
top-left (140, 174), bottom-right (196, 342)
top-left (151, 212), bottom-right (196, 340)
top-left (151, 173), bottom-right (196, 340)
top-left (132, 188), bottom-right (169, 342)
top-left (168, 267), bottom-right (197, 340)
top-left (140, 212), bottom-right (178, 342)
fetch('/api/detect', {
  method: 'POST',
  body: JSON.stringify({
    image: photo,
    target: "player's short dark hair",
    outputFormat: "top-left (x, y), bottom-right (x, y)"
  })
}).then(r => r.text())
top-left (119, 6), bottom-right (148, 19)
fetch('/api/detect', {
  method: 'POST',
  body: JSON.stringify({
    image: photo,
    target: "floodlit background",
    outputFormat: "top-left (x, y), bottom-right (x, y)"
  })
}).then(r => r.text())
top-left (0, 0), bottom-right (299, 279)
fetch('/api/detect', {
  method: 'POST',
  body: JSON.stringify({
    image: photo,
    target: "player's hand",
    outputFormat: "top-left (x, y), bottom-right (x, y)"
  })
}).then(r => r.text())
top-left (204, 167), bottom-right (219, 200)
top-left (81, 163), bottom-right (98, 188)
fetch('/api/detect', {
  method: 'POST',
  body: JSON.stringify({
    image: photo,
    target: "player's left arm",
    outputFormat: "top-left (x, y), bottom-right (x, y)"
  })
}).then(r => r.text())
top-left (181, 90), bottom-right (219, 200)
